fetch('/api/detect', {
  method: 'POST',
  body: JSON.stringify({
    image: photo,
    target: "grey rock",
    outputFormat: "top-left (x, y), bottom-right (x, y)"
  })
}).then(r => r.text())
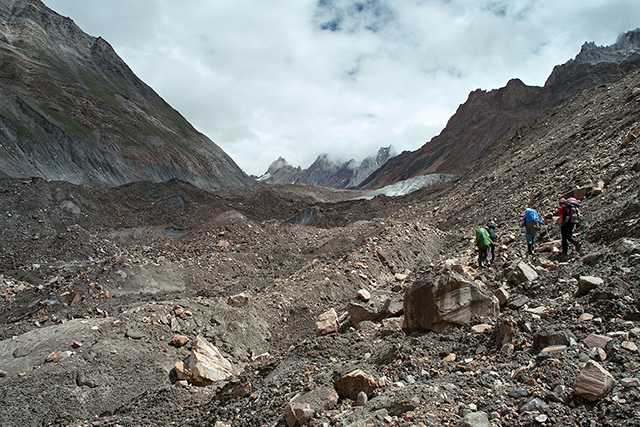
top-left (519, 397), bottom-right (547, 412)
top-left (12, 347), bottom-right (31, 358)
top-left (456, 411), bottom-right (490, 427)
top-left (621, 377), bottom-right (640, 387)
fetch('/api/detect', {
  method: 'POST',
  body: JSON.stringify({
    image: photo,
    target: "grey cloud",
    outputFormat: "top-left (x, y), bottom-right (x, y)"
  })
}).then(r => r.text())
top-left (42, 0), bottom-right (640, 175)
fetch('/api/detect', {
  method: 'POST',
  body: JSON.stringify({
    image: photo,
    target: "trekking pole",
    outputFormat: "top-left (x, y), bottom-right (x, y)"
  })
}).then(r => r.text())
top-left (543, 223), bottom-right (551, 241)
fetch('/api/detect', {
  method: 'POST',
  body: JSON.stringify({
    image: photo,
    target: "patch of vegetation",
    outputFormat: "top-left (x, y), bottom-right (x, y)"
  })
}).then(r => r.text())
top-left (77, 68), bottom-right (120, 107)
top-left (42, 104), bottom-right (91, 135)
top-left (0, 109), bottom-right (38, 140)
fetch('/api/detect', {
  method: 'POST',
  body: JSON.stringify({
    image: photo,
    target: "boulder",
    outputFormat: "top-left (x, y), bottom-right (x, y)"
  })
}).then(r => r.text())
top-left (228, 292), bottom-right (249, 307)
top-left (573, 360), bottom-right (615, 401)
top-left (284, 387), bottom-right (338, 427)
top-left (506, 261), bottom-right (538, 285)
top-left (562, 181), bottom-right (603, 200)
top-left (174, 336), bottom-right (233, 386)
top-left (316, 308), bottom-right (339, 336)
top-left (170, 335), bottom-right (189, 348)
top-left (533, 330), bottom-right (576, 350)
top-left (612, 238), bottom-right (640, 254)
top-left (583, 334), bottom-right (613, 349)
top-left (456, 411), bottom-right (490, 427)
top-left (494, 287), bottom-right (509, 307)
top-left (335, 369), bottom-right (379, 400)
top-left (404, 269), bottom-right (499, 333)
top-left (506, 294), bottom-right (530, 310)
top-left (537, 241), bottom-right (560, 253)
top-left (347, 292), bottom-right (403, 326)
top-left (347, 301), bottom-right (382, 326)
top-left (381, 317), bottom-right (404, 330)
top-left (357, 289), bottom-right (371, 301)
top-left (443, 258), bottom-right (465, 274)
top-left (578, 276), bottom-right (604, 295)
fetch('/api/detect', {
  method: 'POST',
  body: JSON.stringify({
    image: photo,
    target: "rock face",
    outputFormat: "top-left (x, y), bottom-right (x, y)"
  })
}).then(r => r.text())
top-left (258, 146), bottom-right (395, 189)
top-left (403, 268), bottom-right (499, 333)
top-left (359, 29), bottom-right (640, 190)
top-left (0, 0), bottom-right (256, 190)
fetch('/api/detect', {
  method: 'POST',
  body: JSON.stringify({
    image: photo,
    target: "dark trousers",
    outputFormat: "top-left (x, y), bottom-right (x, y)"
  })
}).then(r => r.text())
top-left (478, 247), bottom-right (489, 266)
top-left (561, 224), bottom-right (579, 254)
top-left (489, 244), bottom-right (495, 262)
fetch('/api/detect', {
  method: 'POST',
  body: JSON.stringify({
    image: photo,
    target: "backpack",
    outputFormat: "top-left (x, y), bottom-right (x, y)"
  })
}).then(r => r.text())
top-left (524, 209), bottom-right (540, 233)
top-left (565, 201), bottom-right (582, 225)
top-left (476, 227), bottom-right (491, 249)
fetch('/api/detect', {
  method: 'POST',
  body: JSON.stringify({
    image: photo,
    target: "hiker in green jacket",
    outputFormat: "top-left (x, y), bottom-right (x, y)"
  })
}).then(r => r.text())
top-left (475, 226), bottom-right (491, 267)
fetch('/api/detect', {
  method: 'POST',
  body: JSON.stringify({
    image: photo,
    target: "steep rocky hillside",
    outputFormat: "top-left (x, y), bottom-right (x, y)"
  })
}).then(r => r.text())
top-left (360, 29), bottom-right (640, 190)
top-left (259, 147), bottom-right (395, 189)
top-left (0, 0), bottom-right (255, 190)
top-left (0, 65), bottom-right (639, 427)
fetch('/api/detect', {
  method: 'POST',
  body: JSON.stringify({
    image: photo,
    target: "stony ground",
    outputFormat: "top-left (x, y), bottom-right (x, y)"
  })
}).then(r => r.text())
top-left (1, 71), bottom-right (640, 427)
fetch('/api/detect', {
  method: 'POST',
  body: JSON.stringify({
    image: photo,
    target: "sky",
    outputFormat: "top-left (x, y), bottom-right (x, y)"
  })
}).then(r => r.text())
top-left (42, 0), bottom-right (640, 176)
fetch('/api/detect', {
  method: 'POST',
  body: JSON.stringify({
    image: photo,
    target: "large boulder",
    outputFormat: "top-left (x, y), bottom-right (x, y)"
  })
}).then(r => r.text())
top-left (577, 276), bottom-right (604, 295)
top-left (506, 261), bottom-right (538, 285)
top-left (573, 360), bottom-right (615, 401)
top-left (403, 269), bottom-right (499, 333)
top-left (174, 336), bottom-right (233, 386)
top-left (284, 386), bottom-right (338, 427)
top-left (334, 369), bottom-right (379, 400)
top-left (316, 308), bottom-right (339, 336)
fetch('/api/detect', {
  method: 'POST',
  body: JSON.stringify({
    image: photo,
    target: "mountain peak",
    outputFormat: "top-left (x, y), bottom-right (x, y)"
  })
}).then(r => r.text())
top-left (259, 146), bottom-right (396, 188)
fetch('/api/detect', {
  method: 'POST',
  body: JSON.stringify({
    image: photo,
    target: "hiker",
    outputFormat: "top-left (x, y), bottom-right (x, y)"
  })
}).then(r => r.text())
top-left (486, 222), bottom-right (498, 263)
top-left (475, 226), bottom-right (491, 267)
top-left (522, 208), bottom-right (544, 255)
top-left (559, 197), bottom-right (582, 254)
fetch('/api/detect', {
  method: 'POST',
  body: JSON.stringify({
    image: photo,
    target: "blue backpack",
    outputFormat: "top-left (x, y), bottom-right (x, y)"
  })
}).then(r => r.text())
top-left (524, 209), bottom-right (540, 233)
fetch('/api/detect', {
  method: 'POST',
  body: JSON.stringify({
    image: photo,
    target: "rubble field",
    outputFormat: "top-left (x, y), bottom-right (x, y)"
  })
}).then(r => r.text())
top-left (1, 73), bottom-right (640, 427)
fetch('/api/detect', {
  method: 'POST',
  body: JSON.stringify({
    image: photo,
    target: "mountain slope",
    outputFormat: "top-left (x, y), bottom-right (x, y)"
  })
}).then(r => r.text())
top-left (360, 28), bottom-right (640, 190)
top-left (0, 0), bottom-right (256, 190)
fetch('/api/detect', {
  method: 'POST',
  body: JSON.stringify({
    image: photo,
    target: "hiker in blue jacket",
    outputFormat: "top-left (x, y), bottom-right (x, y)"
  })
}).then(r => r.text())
top-left (522, 208), bottom-right (544, 255)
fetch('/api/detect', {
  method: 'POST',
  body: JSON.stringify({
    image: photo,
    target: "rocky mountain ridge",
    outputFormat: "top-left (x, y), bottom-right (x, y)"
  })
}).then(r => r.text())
top-left (0, 0), bottom-right (255, 190)
top-left (258, 146), bottom-right (395, 189)
top-left (360, 28), bottom-right (640, 190)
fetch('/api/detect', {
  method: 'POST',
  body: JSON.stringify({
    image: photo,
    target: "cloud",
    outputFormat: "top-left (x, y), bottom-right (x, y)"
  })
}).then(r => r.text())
top-left (43, 0), bottom-right (640, 175)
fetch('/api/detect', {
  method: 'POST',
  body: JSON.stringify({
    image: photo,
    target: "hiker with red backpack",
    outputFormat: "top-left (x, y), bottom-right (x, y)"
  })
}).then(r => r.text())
top-left (522, 208), bottom-right (544, 255)
top-left (559, 197), bottom-right (582, 254)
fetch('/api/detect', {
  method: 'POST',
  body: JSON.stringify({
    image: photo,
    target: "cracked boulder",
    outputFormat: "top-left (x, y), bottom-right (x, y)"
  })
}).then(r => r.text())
top-left (403, 269), bottom-right (499, 333)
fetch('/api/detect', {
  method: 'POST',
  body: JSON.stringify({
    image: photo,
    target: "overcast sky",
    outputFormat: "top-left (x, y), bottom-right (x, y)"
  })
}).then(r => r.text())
top-left (42, 0), bottom-right (639, 176)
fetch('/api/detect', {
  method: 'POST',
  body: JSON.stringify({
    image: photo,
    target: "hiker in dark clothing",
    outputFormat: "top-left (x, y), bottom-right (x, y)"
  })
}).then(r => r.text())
top-left (486, 222), bottom-right (498, 263)
top-left (559, 198), bottom-right (581, 254)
